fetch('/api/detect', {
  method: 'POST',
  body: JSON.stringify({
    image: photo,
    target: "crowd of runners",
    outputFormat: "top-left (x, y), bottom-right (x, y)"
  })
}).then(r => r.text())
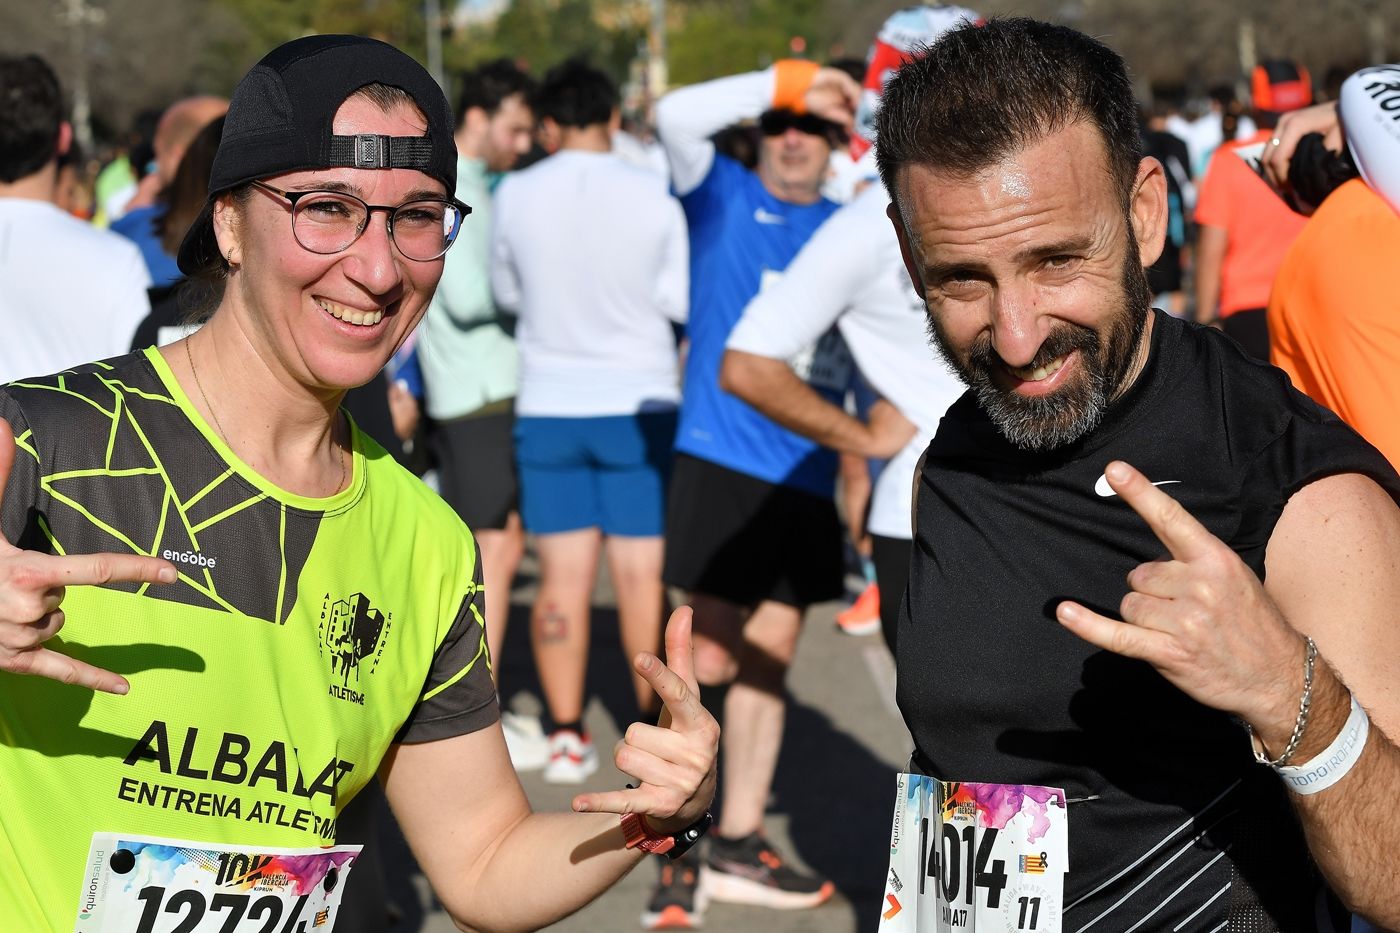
top-left (2, 5), bottom-right (1399, 933)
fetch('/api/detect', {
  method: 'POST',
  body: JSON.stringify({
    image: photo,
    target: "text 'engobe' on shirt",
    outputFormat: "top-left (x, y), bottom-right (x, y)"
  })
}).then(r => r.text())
top-left (902, 311), bottom-right (1400, 930)
top-left (491, 149), bottom-right (688, 418)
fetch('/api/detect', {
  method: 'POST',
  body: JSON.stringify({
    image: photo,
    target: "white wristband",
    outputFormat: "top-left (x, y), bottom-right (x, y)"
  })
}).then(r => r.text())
top-left (1274, 693), bottom-right (1370, 796)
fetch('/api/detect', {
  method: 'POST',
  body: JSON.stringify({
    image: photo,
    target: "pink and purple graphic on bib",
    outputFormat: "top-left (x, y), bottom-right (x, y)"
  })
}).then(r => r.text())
top-left (116, 840), bottom-right (357, 896)
top-left (943, 783), bottom-right (1066, 844)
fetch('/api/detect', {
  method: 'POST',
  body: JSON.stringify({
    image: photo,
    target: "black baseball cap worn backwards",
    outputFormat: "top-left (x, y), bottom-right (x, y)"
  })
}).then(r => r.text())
top-left (178, 34), bottom-right (457, 276)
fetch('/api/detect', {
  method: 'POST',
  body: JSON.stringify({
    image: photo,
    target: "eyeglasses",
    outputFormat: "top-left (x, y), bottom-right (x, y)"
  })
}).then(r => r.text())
top-left (250, 180), bottom-right (471, 262)
top-left (758, 110), bottom-right (844, 142)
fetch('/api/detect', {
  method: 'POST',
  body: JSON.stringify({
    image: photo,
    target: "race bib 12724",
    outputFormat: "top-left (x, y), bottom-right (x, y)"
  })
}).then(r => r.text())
top-left (880, 774), bottom-right (1068, 933)
top-left (73, 833), bottom-right (361, 933)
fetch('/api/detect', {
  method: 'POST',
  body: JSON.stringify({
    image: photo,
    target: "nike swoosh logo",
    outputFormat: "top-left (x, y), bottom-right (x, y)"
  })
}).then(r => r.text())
top-left (1095, 475), bottom-right (1181, 497)
top-left (753, 207), bottom-right (787, 225)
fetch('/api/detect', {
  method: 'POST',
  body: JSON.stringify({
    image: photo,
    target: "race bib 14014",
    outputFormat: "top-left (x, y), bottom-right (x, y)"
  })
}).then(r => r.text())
top-left (880, 774), bottom-right (1068, 933)
top-left (73, 833), bottom-right (361, 933)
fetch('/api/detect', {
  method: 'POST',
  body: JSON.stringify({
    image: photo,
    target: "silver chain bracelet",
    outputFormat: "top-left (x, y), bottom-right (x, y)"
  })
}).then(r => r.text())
top-left (1248, 636), bottom-right (1316, 769)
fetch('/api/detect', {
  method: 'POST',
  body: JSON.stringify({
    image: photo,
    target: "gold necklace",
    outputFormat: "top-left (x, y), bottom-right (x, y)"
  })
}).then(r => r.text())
top-left (184, 338), bottom-right (347, 495)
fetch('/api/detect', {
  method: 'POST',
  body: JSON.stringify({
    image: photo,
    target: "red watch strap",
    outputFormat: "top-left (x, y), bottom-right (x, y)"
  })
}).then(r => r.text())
top-left (621, 813), bottom-right (677, 855)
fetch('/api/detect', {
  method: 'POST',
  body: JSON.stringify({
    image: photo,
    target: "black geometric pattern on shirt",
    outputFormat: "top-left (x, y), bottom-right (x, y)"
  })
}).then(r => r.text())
top-left (5, 354), bottom-right (322, 623)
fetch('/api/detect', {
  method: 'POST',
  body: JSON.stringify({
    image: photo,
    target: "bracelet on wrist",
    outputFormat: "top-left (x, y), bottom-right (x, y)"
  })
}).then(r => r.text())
top-left (1247, 636), bottom-right (1315, 767)
top-left (1276, 692), bottom-right (1370, 795)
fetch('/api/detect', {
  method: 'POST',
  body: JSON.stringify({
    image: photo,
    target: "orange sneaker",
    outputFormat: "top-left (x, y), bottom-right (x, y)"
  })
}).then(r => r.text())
top-left (835, 582), bottom-right (880, 636)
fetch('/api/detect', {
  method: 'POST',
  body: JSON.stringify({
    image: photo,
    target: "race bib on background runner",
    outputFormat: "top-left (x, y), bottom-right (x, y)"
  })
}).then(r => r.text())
top-left (73, 833), bottom-right (361, 932)
top-left (880, 774), bottom-right (1068, 932)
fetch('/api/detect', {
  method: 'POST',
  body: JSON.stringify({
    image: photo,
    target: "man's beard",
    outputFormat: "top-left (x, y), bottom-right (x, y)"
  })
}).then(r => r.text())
top-left (930, 236), bottom-right (1153, 452)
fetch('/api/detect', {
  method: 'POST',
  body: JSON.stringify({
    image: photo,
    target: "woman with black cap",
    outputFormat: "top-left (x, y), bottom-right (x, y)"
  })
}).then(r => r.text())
top-left (0, 35), bottom-right (715, 932)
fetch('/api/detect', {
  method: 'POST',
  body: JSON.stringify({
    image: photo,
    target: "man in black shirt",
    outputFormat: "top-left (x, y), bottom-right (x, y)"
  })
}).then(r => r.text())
top-left (874, 19), bottom-right (1400, 931)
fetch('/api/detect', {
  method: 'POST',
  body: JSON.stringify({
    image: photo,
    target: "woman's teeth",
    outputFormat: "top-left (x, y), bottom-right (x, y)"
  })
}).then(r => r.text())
top-left (1010, 355), bottom-right (1067, 382)
top-left (316, 298), bottom-right (383, 326)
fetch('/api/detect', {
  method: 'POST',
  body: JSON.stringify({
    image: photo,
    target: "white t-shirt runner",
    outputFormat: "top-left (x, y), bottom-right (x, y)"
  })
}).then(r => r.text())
top-left (491, 149), bottom-right (689, 418)
top-left (726, 184), bottom-right (964, 538)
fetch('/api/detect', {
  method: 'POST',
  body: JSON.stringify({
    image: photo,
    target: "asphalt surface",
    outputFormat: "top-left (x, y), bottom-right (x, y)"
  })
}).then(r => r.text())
top-left (367, 554), bottom-right (913, 933)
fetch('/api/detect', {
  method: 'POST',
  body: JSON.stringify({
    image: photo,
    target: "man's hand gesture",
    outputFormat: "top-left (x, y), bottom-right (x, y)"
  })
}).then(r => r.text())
top-left (0, 418), bottom-right (177, 694)
top-left (1056, 461), bottom-right (1305, 732)
top-left (571, 607), bottom-right (719, 833)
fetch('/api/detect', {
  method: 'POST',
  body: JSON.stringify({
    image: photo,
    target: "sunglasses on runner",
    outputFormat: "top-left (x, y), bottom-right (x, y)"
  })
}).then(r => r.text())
top-left (758, 110), bottom-right (845, 143)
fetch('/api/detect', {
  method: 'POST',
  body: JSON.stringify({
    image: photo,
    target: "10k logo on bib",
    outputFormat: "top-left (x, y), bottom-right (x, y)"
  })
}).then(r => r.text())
top-left (74, 833), bottom-right (361, 932)
top-left (880, 774), bottom-right (1068, 932)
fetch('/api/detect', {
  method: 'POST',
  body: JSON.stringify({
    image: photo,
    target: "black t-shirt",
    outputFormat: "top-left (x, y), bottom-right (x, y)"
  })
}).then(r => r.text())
top-left (900, 311), bottom-right (1399, 931)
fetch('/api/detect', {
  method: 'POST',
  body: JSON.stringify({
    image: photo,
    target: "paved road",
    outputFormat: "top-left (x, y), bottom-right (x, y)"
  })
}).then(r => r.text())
top-left (367, 555), bottom-right (912, 933)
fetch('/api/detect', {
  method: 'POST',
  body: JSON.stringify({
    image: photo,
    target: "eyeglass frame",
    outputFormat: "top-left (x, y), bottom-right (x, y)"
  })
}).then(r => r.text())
top-left (248, 179), bottom-right (472, 262)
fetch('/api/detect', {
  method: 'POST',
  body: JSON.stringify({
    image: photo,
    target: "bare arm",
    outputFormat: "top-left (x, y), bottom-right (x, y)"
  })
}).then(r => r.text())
top-left (1057, 465), bottom-right (1400, 926)
top-left (656, 64), bottom-right (858, 197)
top-left (720, 349), bottom-right (913, 458)
top-left (1193, 223), bottom-right (1226, 325)
top-left (1259, 473), bottom-right (1400, 922)
top-left (381, 609), bottom-right (718, 933)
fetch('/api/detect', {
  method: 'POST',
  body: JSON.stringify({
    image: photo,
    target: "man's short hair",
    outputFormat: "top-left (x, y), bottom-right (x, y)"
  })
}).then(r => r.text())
top-left (455, 59), bottom-right (537, 127)
top-left (537, 59), bottom-right (618, 130)
top-left (0, 55), bottom-right (65, 184)
top-left (876, 18), bottom-right (1141, 218)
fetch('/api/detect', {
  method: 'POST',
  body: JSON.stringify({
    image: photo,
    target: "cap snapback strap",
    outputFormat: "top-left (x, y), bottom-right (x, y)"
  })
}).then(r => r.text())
top-left (327, 134), bottom-right (436, 170)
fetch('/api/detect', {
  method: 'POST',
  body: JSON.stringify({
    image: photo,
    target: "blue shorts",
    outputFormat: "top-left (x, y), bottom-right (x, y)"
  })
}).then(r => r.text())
top-left (515, 412), bottom-right (677, 537)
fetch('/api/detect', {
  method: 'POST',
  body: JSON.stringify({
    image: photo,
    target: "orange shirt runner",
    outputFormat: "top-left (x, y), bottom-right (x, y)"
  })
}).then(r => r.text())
top-left (1195, 129), bottom-right (1309, 317)
top-left (1269, 178), bottom-right (1400, 469)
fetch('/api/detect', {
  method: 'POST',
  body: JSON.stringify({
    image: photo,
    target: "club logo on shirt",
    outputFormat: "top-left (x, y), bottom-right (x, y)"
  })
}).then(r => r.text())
top-left (318, 593), bottom-right (392, 706)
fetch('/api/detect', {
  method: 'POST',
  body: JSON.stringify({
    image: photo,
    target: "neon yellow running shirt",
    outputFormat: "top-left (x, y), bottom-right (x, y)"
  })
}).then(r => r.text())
top-left (0, 348), bottom-right (498, 931)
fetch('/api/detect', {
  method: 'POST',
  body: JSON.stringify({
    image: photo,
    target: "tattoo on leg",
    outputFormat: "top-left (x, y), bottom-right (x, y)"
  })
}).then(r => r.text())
top-left (537, 604), bottom-right (569, 643)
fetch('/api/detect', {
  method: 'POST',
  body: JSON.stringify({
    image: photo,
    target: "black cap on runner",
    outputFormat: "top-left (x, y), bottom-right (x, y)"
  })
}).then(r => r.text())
top-left (178, 34), bottom-right (456, 276)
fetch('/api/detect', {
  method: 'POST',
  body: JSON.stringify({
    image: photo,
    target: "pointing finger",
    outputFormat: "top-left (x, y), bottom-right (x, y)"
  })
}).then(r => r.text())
top-left (573, 785), bottom-right (665, 817)
top-left (1056, 600), bottom-right (1172, 662)
top-left (663, 607), bottom-right (698, 697)
top-left (637, 649), bottom-right (706, 735)
top-left (653, 606), bottom-right (698, 731)
top-left (1104, 461), bottom-right (1214, 562)
top-left (33, 552), bottom-right (178, 588)
top-left (1, 645), bottom-right (130, 695)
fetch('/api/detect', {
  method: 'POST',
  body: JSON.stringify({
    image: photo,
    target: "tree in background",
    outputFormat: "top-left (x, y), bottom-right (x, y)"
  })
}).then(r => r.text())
top-left (665, 0), bottom-right (831, 85)
top-left (447, 0), bottom-right (642, 84)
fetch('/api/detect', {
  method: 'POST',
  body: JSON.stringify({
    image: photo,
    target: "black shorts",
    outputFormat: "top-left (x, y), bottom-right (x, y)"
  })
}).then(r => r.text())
top-left (428, 408), bottom-right (518, 530)
top-left (663, 454), bottom-right (842, 608)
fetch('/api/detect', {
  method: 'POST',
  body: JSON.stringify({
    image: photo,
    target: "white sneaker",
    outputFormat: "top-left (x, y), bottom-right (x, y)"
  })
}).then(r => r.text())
top-left (502, 711), bottom-right (549, 772)
top-left (543, 729), bottom-right (599, 784)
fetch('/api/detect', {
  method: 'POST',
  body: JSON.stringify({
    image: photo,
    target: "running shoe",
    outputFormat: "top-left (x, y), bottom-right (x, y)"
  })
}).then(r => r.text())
top-left (835, 581), bottom-right (881, 636)
top-left (641, 851), bottom-right (707, 929)
top-left (704, 833), bottom-right (835, 910)
top-left (501, 711), bottom-right (548, 772)
top-left (543, 728), bottom-right (599, 784)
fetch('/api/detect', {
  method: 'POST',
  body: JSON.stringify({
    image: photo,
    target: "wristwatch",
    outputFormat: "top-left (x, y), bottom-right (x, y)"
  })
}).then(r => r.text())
top-left (620, 810), bottom-right (713, 859)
